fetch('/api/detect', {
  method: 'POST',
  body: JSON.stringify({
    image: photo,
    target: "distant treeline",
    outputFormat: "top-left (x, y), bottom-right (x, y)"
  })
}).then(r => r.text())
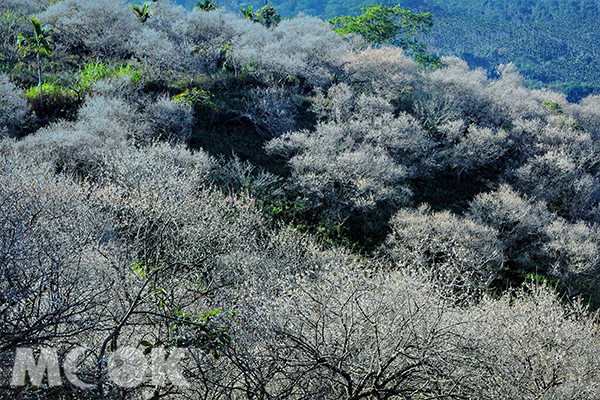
top-left (196, 0), bottom-right (600, 101)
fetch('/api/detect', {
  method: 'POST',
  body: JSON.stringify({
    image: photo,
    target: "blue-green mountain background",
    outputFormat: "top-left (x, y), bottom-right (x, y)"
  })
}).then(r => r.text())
top-left (160, 0), bottom-right (600, 102)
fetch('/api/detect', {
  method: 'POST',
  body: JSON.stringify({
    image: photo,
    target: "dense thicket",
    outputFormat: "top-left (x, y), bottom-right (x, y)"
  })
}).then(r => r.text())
top-left (215, 0), bottom-right (600, 101)
top-left (1, 1), bottom-right (600, 399)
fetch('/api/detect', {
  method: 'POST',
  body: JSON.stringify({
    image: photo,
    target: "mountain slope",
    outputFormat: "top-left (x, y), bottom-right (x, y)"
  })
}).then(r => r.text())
top-left (214, 0), bottom-right (600, 101)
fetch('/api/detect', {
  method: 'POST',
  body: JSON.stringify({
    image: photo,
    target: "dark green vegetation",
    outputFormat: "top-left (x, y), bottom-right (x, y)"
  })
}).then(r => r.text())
top-left (223, 0), bottom-right (600, 102)
top-left (419, 0), bottom-right (600, 102)
top-left (2, 0), bottom-right (600, 399)
top-left (328, 4), bottom-right (443, 68)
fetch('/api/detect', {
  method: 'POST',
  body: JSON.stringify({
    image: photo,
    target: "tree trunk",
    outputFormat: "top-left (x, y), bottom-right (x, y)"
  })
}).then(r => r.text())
top-left (37, 53), bottom-right (43, 109)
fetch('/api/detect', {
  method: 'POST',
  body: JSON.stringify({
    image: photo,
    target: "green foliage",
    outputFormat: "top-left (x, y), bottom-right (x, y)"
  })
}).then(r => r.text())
top-left (195, 0), bottom-right (217, 11)
top-left (172, 87), bottom-right (212, 107)
top-left (17, 18), bottom-right (53, 108)
top-left (0, 10), bottom-right (25, 73)
top-left (128, 263), bottom-right (235, 357)
top-left (524, 272), bottom-right (564, 291)
top-left (413, 50), bottom-right (444, 70)
top-left (255, 5), bottom-right (282, 28)
top-left (239, 5), bottom-right (253, 19)
top-left (428, 8), bottom-right (600, 101)
top-left (75, 61), bottom-right (140, 95)
top-left (328, 4), bottom-right (431, 48)
top-left (79, 61), bottom-right (112, 86)
top-left (24, 82), bottom-right (77, 121)
top-left (128, 260), bottom-right (161, 278)
top-left (17, 18), bottom-right (53, 59)
top-left (131, 3), bottom-right (153, 22)
top-left (24, 82), bottom-right (70, 101)
top-left (167, 308), bottom-right (236, 355)
top-left (327, 4), bottom-right (441, 68)
top-left (260, 0), bottom-right (600, 101)
top-left (542, 99), bottom-right (563, 115)
top-left (260, 195), bottom-right (354, 248)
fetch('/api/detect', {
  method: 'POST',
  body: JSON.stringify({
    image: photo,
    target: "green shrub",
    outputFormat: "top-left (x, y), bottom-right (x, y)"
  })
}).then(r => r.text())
top-left (24, 82), bottom-right (77, 119)
top-left (25, 82), bottom-right (70, 102)
top-left (172, 87), bottom-right (211, 107)
top-left (75, 61), bottom-right (141, 96)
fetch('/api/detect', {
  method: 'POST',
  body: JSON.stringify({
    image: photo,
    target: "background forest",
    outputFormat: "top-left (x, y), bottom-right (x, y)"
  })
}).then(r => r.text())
top-left (2, 0), bottom-right (600, 399)
top-left (199, 0), bottom-right (600, 102)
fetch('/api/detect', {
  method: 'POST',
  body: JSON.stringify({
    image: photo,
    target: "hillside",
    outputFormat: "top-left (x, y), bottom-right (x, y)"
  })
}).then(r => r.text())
top-left (214, 0), bottom-right (600, 101)
top-left (2, 0), bottom-right (600, 398)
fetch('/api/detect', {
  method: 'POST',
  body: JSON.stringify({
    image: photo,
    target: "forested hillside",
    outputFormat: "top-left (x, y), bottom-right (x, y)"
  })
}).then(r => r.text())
top-left (420, 0), bottom-right (600, 102)
top-left (215, 0), bottom-right (600, 101)
top-left (2, 0), bottom-right (600, 399)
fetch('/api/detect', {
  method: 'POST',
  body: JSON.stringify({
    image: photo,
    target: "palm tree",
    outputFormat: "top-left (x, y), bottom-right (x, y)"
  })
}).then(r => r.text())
top-left (17, 18), bottom-right (52, 108)
top-left (195, 0), bottom-right (218, 11)
top-left (239, 5), bottom-right (254, 19)
top-left (131, 3), bottom-right (153, 23)
top-left (255, 5), bottom-right (281, 28)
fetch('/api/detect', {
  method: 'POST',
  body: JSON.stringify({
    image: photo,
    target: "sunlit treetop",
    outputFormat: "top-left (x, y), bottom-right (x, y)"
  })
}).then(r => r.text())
top-left (327, 4), bottom-right (433, 49)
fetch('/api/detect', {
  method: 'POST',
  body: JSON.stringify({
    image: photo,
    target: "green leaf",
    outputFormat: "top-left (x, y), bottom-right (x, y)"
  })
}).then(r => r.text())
top-left (327, 5), bottom-right (434, 55)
